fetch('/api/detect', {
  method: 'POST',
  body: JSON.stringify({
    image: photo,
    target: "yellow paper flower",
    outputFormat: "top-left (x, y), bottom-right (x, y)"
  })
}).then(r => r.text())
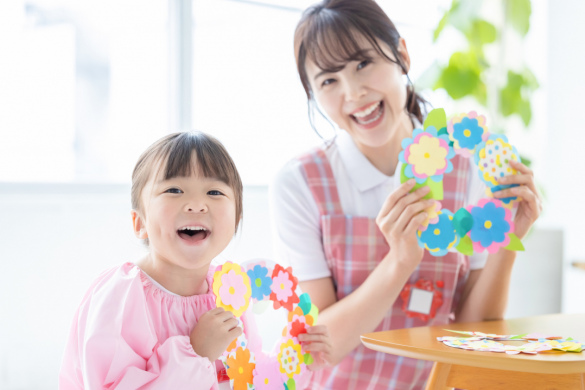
top-left (212, 262), bottom-right (252, 317)
top-left (278, 338), bottom-right (302, 378)
top-left (407, 134), bottom-right (449, 177)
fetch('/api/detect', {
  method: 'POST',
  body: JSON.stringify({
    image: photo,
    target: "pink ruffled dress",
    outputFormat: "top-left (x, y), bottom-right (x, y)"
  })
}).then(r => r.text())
top-left (59, 262), bottom-right (261, 389)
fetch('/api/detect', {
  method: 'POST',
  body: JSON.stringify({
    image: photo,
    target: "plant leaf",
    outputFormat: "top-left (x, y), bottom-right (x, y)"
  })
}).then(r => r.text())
top-left (507, 0), bottom-right (532, 36)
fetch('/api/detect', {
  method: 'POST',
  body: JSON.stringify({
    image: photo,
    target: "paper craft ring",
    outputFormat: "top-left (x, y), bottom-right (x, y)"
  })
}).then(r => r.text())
top-left (212, 259), bottom-right (319, 390)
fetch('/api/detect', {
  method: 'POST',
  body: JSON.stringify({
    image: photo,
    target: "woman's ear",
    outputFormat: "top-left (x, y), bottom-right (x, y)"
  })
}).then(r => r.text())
top-left (131, 210), bottom-right (148, 239)
top-left (397, 37), bottom-right (411, 74)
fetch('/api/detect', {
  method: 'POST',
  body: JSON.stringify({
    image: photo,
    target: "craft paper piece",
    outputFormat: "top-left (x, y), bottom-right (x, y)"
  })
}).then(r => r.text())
top-left (226, 347), bottom-right (255, 390)
top-left (522, 333), bottom-right (563, 341)
top-left (543, 339), bottom-right (584, 352)
top-left (474, 134), bottom-right (521, 207)
top-left (419, 200), bottom-right (442, 232)
top-left (213, 262), bottom-right (252, 317)
top-left (423, 108), bottom-right (447, 133)
top-left (400, 163), bottom-right (444, 200)
top-left (214, 259), bottom-right (316, 390)
top-left (442, 330), bottom-right (521, 340)
top-left (417, 209), bottom-right (459, 256)
top-left (466, 198), bottom-right (516, 254)
top-left (399, 127), bottom-right (455, 184)
top-left (448, 111), bottom-right (488, 157)
top-left (270, 264), bottom-right (300, 311)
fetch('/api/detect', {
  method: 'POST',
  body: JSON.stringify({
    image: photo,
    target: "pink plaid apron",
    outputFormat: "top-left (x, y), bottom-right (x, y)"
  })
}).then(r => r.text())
top-left (298, 147), bottom-right (470, 390)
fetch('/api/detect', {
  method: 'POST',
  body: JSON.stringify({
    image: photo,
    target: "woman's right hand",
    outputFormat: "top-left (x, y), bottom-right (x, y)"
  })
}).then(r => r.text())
top-left (376, 179), bottom-right (434, 271)
top-left (190, 307), bottom-right (242, 361)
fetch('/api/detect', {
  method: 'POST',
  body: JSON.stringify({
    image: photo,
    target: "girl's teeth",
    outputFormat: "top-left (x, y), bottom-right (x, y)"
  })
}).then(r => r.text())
top-left (353, 102), bottom-right (380, 118)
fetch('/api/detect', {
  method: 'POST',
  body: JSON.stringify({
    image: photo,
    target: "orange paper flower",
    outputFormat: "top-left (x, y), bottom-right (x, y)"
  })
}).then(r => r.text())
top-left (226, 347), bottom-right (255, 390)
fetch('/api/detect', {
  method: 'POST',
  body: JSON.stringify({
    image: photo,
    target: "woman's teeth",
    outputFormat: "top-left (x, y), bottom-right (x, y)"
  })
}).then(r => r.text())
top-left (353, 102), bottom-right (380, 118)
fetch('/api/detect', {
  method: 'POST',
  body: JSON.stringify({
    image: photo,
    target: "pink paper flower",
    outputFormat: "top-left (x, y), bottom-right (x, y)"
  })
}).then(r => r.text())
top-left (252, 356), bottom-right (285, 389)
top-left (219, 270), bottom-right (248, 310)
top-left (270, 264), bottom-right (299, 311)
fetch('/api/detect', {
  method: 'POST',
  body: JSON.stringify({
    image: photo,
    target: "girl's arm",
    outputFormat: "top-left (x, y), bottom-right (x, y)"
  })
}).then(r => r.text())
top-left (456, 160), bottom-right (542, 322)
top-left (59, 266), bottom-right (220, 390)
top-left (297, 181), bottom-right (434, 365)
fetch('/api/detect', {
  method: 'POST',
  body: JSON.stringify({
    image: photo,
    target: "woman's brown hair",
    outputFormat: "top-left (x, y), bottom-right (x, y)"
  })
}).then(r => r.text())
top-left (131, 132), bottom-right (243, 233)
top-left (294, 0), bottom-right (426, 127)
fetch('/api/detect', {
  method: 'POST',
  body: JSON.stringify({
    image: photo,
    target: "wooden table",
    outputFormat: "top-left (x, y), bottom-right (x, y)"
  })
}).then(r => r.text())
top-left (361, 313), bottom-right (585, 390)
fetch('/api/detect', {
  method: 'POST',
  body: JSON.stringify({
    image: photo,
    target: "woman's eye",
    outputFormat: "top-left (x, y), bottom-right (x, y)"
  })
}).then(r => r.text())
top-left (357, 60), bottom-right (370, 70)
top-left (165, 188), bottom-right (183, 194)
top-left (208, 190), bottom-right (224, 196)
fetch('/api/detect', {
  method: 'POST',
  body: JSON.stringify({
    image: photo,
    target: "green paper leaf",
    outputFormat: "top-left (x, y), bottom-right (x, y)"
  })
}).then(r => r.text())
top-left (424, 108), bottom-right (447, 131)
top-left (299, 293), bottom-right (312, 315)
top-left (304, 353), bottom-right (314, 365)
top-left (455, 235), bottom-right (474, 256)
top-left (286, 378), bottom-right (296, 390)
top-left (453, 208), bottom-right (474, 237)
top-left (505, 233), bottom-right (525, 251)
top-left (510, 333), bottom-right (528, 340)
top-left (308, 304), bottom-right (319, 323)
top-left (400, 165), bottom-right (444, 200)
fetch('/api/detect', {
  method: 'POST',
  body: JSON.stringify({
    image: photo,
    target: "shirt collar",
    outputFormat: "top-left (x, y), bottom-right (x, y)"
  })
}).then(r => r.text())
top-left (335, 117), bottom-right (422, 193)
top-left (336, 130), bottom-right (391, 192)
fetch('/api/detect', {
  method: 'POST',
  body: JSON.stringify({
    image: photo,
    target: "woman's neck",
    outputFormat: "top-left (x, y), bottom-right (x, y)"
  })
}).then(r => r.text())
top-left (136, 253), bottom-right (209, 297)
top-left (357, 113), bottom-right (414, 176)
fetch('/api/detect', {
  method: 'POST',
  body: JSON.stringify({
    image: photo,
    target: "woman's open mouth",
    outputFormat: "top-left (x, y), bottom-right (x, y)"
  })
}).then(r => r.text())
top-left (177, 226), bottom-right (210, 244)
top-left (351, 101), bottom-right (384, 128)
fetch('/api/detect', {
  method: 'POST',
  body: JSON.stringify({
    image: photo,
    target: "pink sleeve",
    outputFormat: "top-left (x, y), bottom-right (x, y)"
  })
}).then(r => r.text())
top-left (59, 266), bottom-right (218, 390)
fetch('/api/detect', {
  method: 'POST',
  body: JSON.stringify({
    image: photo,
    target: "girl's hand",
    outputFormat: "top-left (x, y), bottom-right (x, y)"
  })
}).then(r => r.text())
top-left (298, 325), bottom-right (331, 371)
top-left (190, 307), bottom-right (242, 361)
top-left (376, 179), bottom-right (433, 271)
top-left (494, 159), bottom-right (543, 239)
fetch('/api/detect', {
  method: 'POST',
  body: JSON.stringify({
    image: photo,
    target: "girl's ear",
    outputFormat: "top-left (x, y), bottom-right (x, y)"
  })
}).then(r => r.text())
top-left (397, 37), bottom-right (411, 74)
top-left (131, 210), bottom-right (148, 239)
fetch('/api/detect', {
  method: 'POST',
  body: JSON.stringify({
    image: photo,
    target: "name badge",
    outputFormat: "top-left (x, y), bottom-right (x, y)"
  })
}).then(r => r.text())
top-left (400, 279), bottom-right (444, 322)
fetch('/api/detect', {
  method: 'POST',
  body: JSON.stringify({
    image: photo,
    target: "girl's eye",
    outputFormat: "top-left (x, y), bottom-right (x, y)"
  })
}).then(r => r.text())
top-left (165, 188), bottom-right (183, 194)
top-left (357, 60), bottom-right (370, 70)
top-left (208, 190), bottom-right (224, 196)
top-left (321, 78), bottom-right (335, 87)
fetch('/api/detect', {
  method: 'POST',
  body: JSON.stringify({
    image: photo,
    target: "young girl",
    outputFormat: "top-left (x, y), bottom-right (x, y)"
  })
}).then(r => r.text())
top-left (269, 0), bottom-right (542, 389)
top-left (59, 132), bottom-right (331, 389)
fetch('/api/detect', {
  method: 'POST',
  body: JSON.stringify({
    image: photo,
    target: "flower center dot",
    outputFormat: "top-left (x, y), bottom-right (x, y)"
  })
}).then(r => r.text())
top-left (464, 129), bottom-right (471, 137)
top-left (424, 152), bottom-right (430, 158)
top-left (229, 286), bottom-right (235, 295)
top-left (434, 228), bottom-right (440, 235)
top-left (239, 367), bottom-right (243, 374)
top-left (255, 278), bottom-right (262, 287)
top-left (280, 283), bottom-right (285, 290)
top-left (484, 220), bottom-right (492, 229)
top-left (265, 378), bottom-right (269, 385)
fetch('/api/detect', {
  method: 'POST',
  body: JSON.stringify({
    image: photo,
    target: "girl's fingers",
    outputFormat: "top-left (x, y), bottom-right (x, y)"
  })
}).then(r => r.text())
top-left (301, 341), bottom-right (330, 353)
top-left (377, 180), bottom-right (416, 222)
top-left (298, 332), bottom-right (331, 347)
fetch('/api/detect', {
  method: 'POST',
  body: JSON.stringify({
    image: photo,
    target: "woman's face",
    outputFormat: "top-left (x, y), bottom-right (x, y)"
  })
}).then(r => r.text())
top-left (305, 36), bottom-right (412, 151)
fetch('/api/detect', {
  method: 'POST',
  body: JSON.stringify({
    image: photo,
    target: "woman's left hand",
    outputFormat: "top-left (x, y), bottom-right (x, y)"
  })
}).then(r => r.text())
top-left (493, 159), bottom-right (543, 239)
top-left (298, 325), bottom-right (332, 371)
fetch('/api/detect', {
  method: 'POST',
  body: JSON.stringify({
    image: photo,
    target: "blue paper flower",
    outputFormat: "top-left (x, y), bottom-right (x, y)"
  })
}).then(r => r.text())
top-left (399, 126), bottom-right (455, 184)
top-left (417, 209), bottom-right (459, 256)
top-left (466, 199), bottom-right (514, 253)
top-left (246, 264), bottom-right (273, 301)
top-left (453, 116), bottom-right (484, 149)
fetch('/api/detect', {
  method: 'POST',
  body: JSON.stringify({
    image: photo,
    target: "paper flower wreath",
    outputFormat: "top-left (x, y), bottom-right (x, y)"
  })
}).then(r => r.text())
top-left (399, 108), bottom-right (526, 257)
top-left (212, 259), bottom-right (319, 390)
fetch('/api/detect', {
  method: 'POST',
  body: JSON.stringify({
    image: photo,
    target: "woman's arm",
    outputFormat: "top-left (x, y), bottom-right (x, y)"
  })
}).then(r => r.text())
top-left (456, 160), bottom-right (542, 322)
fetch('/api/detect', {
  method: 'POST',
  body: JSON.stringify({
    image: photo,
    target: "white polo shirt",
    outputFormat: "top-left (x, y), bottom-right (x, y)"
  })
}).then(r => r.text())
top-left (269, 129), bottom-right (488, 282)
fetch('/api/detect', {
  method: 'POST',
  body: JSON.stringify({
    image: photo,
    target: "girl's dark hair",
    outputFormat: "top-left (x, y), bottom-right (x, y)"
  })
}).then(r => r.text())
top-left (131, 132), bottom-right (243, 232)
top-left (294, 0), bottom-right (426, 126)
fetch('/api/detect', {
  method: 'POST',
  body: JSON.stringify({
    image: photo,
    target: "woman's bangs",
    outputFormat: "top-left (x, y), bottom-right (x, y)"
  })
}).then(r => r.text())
top-left (306, 18), bottom-right (376, 72)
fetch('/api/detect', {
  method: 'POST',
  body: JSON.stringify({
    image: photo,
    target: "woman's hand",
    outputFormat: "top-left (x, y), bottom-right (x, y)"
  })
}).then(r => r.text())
top-left (376, 179), bottom-right (434, 271)
top-left (493, 159), bottom-right (542, 239)
top-left (190, 307), bottom-right (242, 361)
top-left (298, 325), bottom-right (332, 370)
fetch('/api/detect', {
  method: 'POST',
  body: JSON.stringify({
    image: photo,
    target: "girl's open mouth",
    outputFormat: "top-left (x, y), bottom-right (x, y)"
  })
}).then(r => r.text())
top-left (177, 227), bottom-right (210, 243)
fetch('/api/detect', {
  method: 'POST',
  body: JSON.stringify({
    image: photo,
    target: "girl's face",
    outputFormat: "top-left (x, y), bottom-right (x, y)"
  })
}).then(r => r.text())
top-left (305, 36), bottom-right (412, 151)
top-left (133, 159), bottom-right (236, 272)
